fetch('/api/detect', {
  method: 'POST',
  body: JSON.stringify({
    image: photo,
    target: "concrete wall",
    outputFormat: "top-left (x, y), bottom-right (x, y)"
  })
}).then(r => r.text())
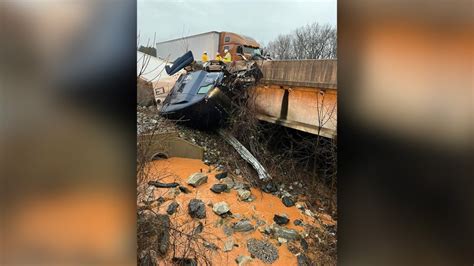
top-left (259, 60), bottom-right (337, 89)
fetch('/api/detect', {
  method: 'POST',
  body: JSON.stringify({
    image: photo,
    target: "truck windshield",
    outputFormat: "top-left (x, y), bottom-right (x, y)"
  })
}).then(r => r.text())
top-left (243, 46), bottom-right (261, 56)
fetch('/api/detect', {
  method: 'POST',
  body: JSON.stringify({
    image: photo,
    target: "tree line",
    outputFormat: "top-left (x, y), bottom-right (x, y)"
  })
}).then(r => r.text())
top-left (264, 22), bottom-right (337, 60)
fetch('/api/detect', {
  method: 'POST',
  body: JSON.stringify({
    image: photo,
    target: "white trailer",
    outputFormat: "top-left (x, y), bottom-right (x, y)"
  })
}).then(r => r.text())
top-left (156, 31), bottom-right (220, 63)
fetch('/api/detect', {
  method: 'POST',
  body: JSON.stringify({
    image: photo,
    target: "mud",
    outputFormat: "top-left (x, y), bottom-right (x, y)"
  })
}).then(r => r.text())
top-left (140, 157), bottom-right (319, 265)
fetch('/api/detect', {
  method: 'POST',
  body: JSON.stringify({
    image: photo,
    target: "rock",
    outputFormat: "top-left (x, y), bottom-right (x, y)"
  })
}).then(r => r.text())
top-left (294, 219), bottom-right (304, 226)
top-left (295, 202), bottom-right (306, 210)
top-left (304, 209), bottom-right (315, 217)
top-left (215, 171), bottom-right (228, 180)
top-left (223, 224), bottom-right (234, 236)
top-left (204, 242), bottom-right (218, 250)
top-left (237, 189), bottom-right (251, 201)
top-left (272, 225), bottom-right (300, 240)
top-left (192, 222), bottom-right (204, 235)
top-left (187, 172), bottom-right (208, 187)
top-left (277, 237), bottom-right (288, 244)
top-left (246, 238), bottom-right (279, 264)
top-left (213, 201), bottom-right (230, 215)
top-left (179, 186), bottom-right (191, 194)
top-left (210, 184), bottom-right (227, 193)
top-left (262, 182), bottom-right (278, 193)
top-left (166, 201), bottom-right (179, 215)
top-left (188, 199), bottom-right (206, 219)
top-left (234, 183), bottom-right (251, 191)
top-left (282, 196), bottom-right (295, 207)
top-left (256, 219), bottom-right (266, 226)
top-left (273, 214), bottom-right (289, 225)
top-left (223, 238), bottom-right (234, 252)
top-left (235, 169), bottom-right (241, 175)
top-left (235, 255), bottom-right (252, 266)
top-left (221, 177), bottom-right (235, 189)
top-left (300, 238), bottom-right (309, 251)
top-left (259, 225), bottom-right (272, 235)
top-left (233, 220), bottom-right (254, 232)
top-left (297, 254), bottom-right (311, 266)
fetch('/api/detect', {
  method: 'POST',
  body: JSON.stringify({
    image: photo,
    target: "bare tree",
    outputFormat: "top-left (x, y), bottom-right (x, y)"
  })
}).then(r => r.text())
top-left (265, 22), bottom-right (337, 59)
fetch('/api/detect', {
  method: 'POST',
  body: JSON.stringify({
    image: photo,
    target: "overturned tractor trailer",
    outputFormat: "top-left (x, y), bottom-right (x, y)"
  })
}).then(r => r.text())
top-left (156, 31), bottom-right (262, 63)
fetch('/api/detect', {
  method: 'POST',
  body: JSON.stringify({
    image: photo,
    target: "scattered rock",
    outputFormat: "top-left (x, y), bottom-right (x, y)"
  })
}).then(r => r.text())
top-left (259, 225), bottom-right (272, 235)
top-left (304, 209), bottom-right (315, 217)
top-left (294, 219), bottom-right (303, 226)
top-left (273, 214), bottom-right (289, 225)
top-left (262, 182), bottom-right (278, 193)
top-left (272, 225), bottom-right (301, 240)
top-left (188, 199), bottom-right (206, 219)
top-left (204, 242), bottom-right (218, 251)
top-left (234, 169), bottom-right (241, 175)
top-left (215, 171), bottom-right (228, 180)
top-left (147, 180), bottom-right (179, 188)
top-left (213, 201), bottom-right (230, 215)
top-left (166, 201), bottom-right (179, 215)
top-left (278, 237), bottom-right (288, 244)
top-left (223, 238), bottom-right (234, 252)
top-left (300, 238), bottom-right (309, 251)
top-left (295, 202), bottom-right (307, 210)
top-left (192, 222), bottom-right (204, 235)
top-left (223, 224), bottom-right (234, 236)
top-left (210, 184), bottom-right (228, 193)
top-left (282, 196), bottom-right (295, 207)
top-left (246, 238), bottom-right (279, 264)
top-left (233, 220), bottom-right (254, 232)
top-left (297, 254), bottom-right (311, 266)
top-left (221, 177), bottom-right (235, 189)
top-left (234, 183), bottom-right (251, 191)
top-left (187, 173), bottom-right (208, 187)
top-left (235, 255), bottom-right (252, 266)
top-left (237, 189), bottom-right (251, 201)
top-left (179, 186), bottom-right (191, 194)
top-left (256, 219), bottom-right (266, 226)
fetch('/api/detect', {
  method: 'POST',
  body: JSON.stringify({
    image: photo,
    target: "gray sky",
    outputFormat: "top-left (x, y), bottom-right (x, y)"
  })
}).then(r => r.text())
top-left (138, 0), bottom-right (337, 46)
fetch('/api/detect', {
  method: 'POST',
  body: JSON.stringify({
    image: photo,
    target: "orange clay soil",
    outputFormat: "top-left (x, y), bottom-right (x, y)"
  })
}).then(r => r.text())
top-left (142, 157), bottom-right (319, 265)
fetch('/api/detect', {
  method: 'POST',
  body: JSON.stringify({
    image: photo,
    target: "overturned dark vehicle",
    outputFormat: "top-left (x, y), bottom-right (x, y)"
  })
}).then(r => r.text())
top-left (160, 51), bottom-right (263, 128)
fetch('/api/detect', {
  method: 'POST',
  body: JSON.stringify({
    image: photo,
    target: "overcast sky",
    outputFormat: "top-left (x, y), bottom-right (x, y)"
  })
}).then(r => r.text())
top-left (138, 0), bottom-right (337, 46)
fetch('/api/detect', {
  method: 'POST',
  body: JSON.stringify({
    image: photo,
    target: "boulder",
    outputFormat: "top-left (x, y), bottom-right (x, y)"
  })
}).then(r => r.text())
top-left (262, 182), bottom-right (278, 193)
top-left (166, 201), bottom-right (179, 215)
top-left (272, 225), bottom-right (300, 240)
top-left (223, 238), bottom-right (234, 252)
top-left (215, 171), bottom-right (228, 180)
top-left (188, 199), bottom-right (206, 219)
top-left (210, 184), bottom-right (228, 193)
top-left (282, 196), bottom-right (295, 207)
top-left (179, 186), bottom-right (192, 194)
top-left (273, 214), bottom-right (289, 225)
top-left (293, 219), bottom-right (303, 226)
top-left (235, 255), bottom-right (252, 266)
top-left (247, 238), bottom-right (279, 264)
top-left (237, 189), bottom-right (251, 201)
top-left (233, 220), bottom-right (254, 232)
top-left (221, 177), bottom-right (235, 189)
top-left (213, 201), bottom-right (230, 215)
top-left (187, 173), bottom-right (208, 187)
